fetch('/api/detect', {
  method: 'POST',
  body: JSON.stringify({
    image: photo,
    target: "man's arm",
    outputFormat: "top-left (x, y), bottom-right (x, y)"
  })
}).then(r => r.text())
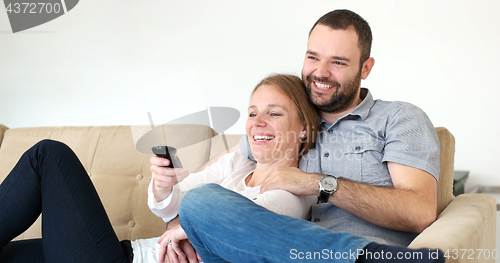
top-left (260, 162), bottom-right (438, 233)
top-left (330, 162), bottom-right (437, 233)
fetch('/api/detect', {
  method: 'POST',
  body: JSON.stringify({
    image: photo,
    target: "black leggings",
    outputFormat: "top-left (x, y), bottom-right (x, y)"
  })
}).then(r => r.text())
top-left (0, 140), bottom-right (132, 263)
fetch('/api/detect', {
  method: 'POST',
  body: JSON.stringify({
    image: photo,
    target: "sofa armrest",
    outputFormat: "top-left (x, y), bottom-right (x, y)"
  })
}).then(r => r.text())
top-left (0, 124), bottom-right (8, 146)
top-left (409, 194), bottom-right (496, 262)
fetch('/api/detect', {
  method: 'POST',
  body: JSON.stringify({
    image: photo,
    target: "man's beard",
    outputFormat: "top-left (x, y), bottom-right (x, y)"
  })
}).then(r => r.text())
top-left (303, 69), bottom-right (362, 113)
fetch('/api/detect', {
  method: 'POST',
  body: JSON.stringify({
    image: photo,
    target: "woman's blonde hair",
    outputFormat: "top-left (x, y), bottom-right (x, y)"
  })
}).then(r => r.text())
top-left (252, 74), bottom-right (318, 155)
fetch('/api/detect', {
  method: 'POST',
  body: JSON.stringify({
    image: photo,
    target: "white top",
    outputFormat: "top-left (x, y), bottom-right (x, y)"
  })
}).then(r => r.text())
top-left (131, 152), bottom-right (316, 263)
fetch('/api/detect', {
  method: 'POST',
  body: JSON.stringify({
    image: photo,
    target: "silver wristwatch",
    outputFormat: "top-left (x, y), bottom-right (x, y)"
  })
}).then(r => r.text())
top-left (318, 175), bottom-right (338, 203)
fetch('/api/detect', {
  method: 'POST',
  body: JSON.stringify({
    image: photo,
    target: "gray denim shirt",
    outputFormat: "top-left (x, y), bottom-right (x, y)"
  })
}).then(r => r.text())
top-left (240, 88), bottom-right (440, 246)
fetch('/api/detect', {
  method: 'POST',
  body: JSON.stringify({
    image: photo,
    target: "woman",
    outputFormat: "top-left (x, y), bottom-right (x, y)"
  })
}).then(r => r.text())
top-left (0, 74), bottom-right (319, 263)
top-left (145, 74), bottom-right (320, 262)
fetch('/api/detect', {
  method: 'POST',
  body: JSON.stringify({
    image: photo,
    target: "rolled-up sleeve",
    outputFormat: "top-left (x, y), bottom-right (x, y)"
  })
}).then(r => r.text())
top-left (382, 104), bottom-right (440, 180)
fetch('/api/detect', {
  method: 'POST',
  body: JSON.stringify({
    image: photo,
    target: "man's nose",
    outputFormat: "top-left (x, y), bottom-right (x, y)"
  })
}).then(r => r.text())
top-left (315, 61), bottom-right (331, 79)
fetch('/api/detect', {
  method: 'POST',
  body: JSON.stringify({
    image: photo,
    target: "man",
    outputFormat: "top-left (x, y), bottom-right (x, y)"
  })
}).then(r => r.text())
top-left (151, 9), bottom-right (441, 263)
top-left (251, 10), bottom-right (440, 244)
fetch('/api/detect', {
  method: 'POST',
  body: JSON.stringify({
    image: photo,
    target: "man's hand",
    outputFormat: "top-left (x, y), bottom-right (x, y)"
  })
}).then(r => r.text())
top-left (259, 167), bottom-right (322, 197)
top-left (150, 156), bottom-right (190, 202)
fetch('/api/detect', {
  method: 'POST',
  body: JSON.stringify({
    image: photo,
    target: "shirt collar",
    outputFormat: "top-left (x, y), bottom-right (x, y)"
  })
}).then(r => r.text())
top-left (319, 88), bottom-right (374, 127)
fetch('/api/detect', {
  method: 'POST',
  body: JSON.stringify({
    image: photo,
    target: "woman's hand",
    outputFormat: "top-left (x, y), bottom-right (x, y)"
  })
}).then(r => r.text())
top-left (158, 223), bottom-right (201, 263)
top-left (150, 156), bottom-right (190, 202)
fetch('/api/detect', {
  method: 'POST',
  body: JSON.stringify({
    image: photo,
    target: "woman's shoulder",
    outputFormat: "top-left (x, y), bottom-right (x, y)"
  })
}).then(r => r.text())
top-left (218, 151), bottom-right (255, 166)
top-left (209, 151), bottom-right (256, 176)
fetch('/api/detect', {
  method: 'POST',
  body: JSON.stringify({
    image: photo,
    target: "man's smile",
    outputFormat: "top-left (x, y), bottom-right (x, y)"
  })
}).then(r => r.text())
top-left (314, 81), bottom-right (333, 90)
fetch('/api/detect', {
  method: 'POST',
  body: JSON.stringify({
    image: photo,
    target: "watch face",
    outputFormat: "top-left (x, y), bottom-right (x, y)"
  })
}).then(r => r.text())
top-left (321, 176), bottom-right (337, 191)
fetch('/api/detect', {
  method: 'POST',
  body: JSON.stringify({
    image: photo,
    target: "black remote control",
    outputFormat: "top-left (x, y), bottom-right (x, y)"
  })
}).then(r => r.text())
top-left (151, 145), bottom-right (183, 168)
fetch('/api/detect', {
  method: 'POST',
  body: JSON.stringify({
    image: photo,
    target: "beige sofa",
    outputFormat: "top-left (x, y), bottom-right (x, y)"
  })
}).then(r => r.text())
top-left (0, 124), bottom-right (496, 262)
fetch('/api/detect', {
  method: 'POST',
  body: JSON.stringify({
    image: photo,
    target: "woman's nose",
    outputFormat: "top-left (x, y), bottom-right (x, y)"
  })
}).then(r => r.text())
top-left (251, 114), bottom-right (267, 127)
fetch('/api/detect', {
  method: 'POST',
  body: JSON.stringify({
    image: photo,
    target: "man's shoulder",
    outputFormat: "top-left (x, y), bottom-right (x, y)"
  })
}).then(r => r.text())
top-left (370, 99), bottom-right (427, 119)
top-left (372, 98), bottom-right (420, 110)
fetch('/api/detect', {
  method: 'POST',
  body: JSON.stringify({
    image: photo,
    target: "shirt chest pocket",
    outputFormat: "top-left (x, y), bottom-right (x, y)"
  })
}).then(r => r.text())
top-left (338, 140), bottom-right (386, 183)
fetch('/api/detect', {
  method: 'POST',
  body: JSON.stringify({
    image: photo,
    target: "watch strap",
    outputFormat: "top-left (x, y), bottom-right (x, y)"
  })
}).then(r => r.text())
top-left (318, 190), bottom-right (331, 203)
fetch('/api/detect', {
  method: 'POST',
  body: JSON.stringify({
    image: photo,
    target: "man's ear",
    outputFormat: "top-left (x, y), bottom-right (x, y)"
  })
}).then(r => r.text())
top-left (361, 57), bottom-right (375, 80)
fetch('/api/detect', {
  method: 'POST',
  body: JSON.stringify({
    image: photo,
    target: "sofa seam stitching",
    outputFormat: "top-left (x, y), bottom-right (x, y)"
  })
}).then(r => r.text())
top-left (89, 127), bottom-right (102, 177)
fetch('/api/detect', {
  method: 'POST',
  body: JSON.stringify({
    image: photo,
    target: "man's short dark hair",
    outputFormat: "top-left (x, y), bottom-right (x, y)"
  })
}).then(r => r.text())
top-left (310, 9), bottom-right (373, 65)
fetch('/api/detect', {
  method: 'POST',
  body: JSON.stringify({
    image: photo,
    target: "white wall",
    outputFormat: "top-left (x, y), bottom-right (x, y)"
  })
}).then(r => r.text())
top-left (1, 0), bottom-right (499, 191)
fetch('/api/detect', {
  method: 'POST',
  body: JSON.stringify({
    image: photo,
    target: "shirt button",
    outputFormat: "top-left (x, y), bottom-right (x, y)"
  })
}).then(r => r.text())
top-left (314, 218), bottom-right (320, 222)
top-left (355, 146), bottom-right (361, 151)
top-left (328, 130), bottom-right (333, 134)
top-left (324, 153), bottom-right (330, 157)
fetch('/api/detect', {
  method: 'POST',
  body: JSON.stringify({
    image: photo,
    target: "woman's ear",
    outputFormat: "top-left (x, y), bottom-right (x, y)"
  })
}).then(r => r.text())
top-left (301, 122), bottom-right (308, 138)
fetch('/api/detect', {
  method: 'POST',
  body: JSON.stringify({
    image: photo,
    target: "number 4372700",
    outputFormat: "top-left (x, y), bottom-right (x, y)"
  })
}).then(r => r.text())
top-left (444, 249), bottom-right (498, 260)
top-left (6, 3), bottom-right (62, 14)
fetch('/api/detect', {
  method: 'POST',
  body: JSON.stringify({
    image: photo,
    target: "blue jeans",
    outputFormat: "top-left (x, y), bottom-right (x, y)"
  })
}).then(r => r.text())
top-left (0, 140), bottom-right (131, 263)
top-left (179, 184), bottom-right (371, 263)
